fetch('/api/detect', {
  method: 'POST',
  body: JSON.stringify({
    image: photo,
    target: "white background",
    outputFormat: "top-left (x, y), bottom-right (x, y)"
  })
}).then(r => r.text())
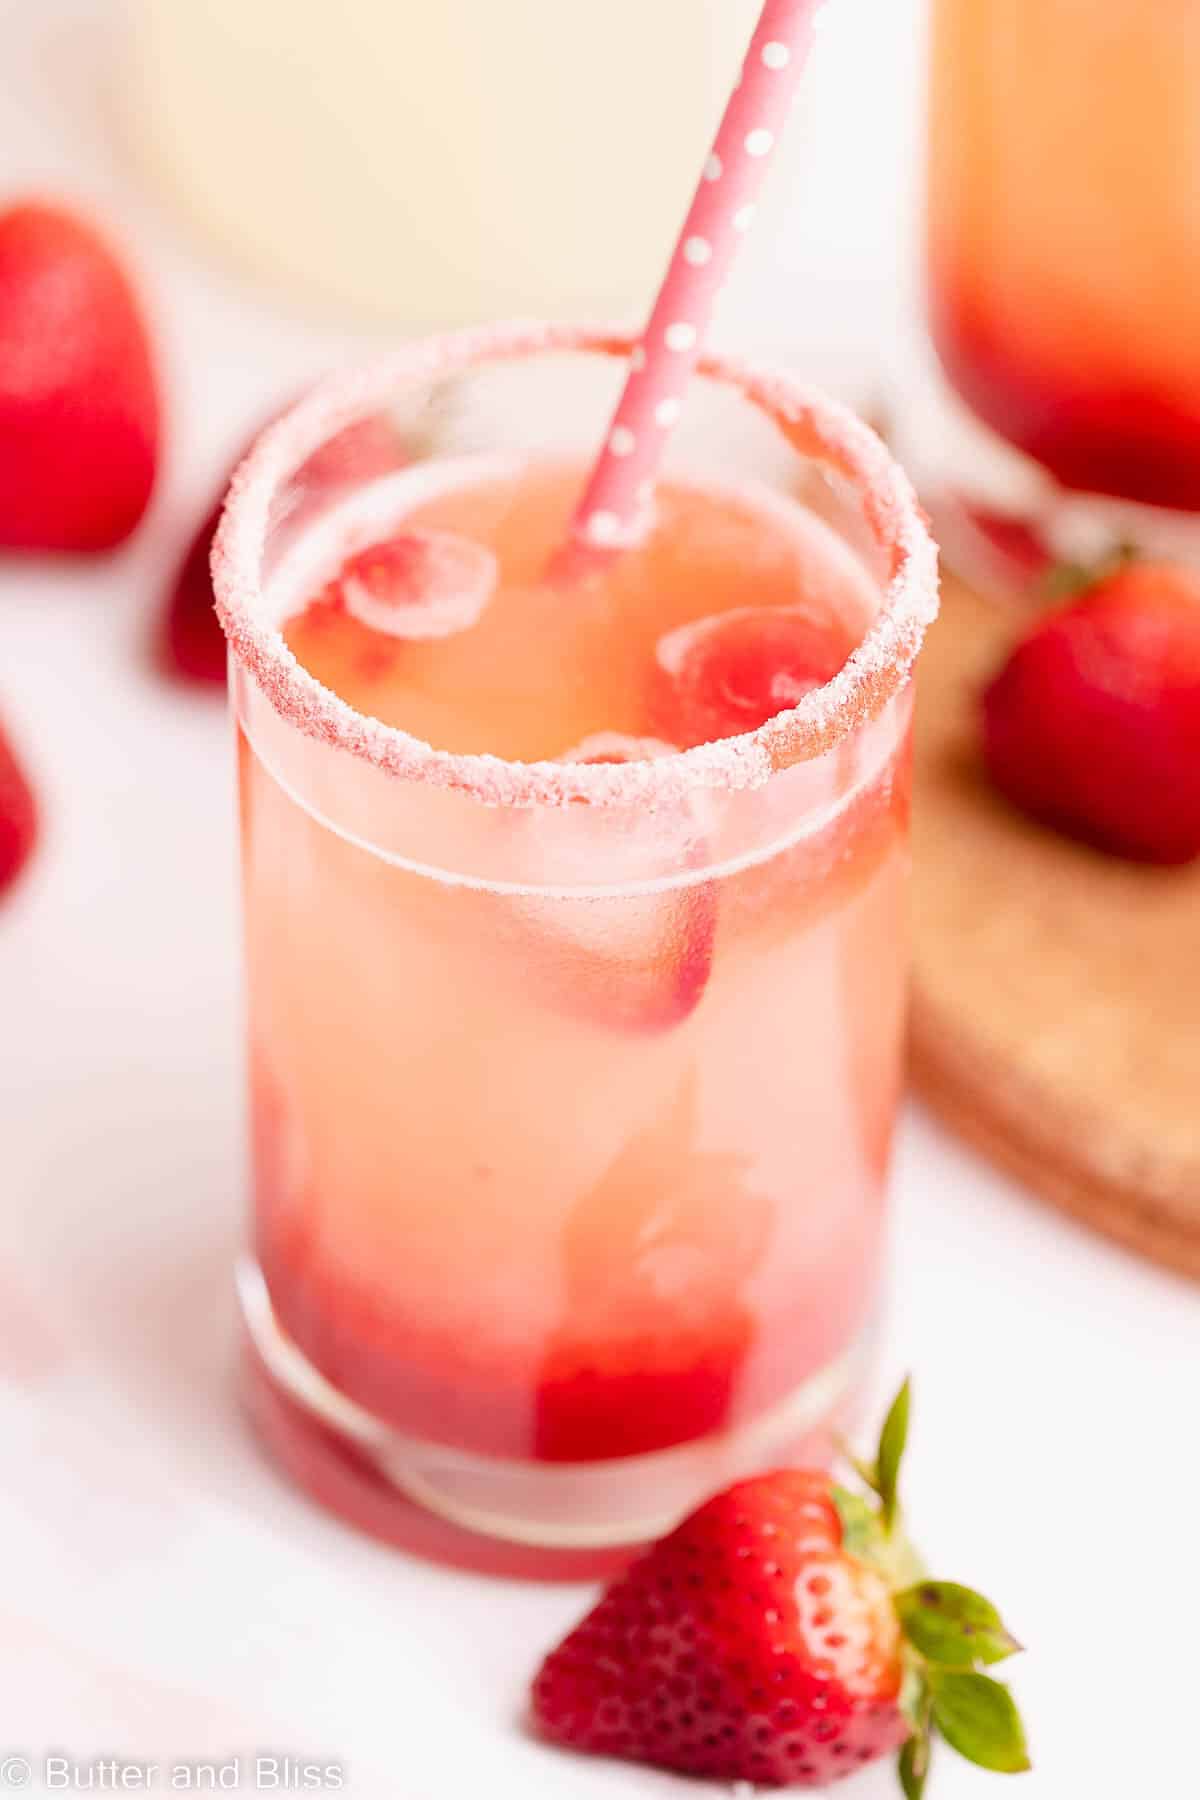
top-left (2, 1), bottom-right (1198, 1795)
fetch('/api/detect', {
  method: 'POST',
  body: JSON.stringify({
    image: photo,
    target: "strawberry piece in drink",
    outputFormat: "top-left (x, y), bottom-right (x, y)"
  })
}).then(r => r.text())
top-left (336, 531), bottom-right (497, 640)
top-left (281, 525), bottom-right (499, 698)
top-left (649, 604), bottom-right (856, 749)
top-left (507, 733), bottom-right (716, 1037)
top-left (533, 1067), bottom-right (770, 1459)
top-left (651, 599), bottom-right (903, 942)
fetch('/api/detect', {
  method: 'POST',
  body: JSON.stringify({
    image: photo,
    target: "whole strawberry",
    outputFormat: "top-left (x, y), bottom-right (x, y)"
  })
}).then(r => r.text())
top-left (532, 1384), bottom-right (1028, 1793)
top-left (161, 491), bottom-right (229, 685)
top-left (983, 559), bottom-right (1200, 864)
top-left (0, 722), bottom-right (38, 897)
top-left (0, 200), bottom-right (160, 552)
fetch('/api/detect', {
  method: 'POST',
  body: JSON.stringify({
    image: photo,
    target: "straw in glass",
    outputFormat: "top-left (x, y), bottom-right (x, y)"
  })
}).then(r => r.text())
top-left (566, 0), bottom-right (827, 559)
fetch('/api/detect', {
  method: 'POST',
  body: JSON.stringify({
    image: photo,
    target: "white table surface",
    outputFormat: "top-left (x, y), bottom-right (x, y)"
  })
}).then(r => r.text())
top-left (3, 2), bottom-right (1198, 1795)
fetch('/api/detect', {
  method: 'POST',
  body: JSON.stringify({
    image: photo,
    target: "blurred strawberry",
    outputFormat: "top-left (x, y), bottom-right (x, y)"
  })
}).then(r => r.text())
top-left (0, 722), bottom-right (38, 897)
top-left (160, 490), bottom-right (229, 685)
top-left (0, 200), bottom-right (160, 552)
top-left (932, 495), bottom-right (1056, 598)
top-left (961, 504), bottom-right (1055, 588)
top-left (983, 559), bottom-right (1200, 864)
top-left (160, 412), bottom-right (404, 687)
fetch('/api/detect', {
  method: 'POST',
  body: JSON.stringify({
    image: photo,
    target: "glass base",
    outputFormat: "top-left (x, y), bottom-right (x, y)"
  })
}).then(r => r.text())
top-left (237, 1258), bottom-right (872, 1579)
top-left (892, 337), bottom-right (1200, 600)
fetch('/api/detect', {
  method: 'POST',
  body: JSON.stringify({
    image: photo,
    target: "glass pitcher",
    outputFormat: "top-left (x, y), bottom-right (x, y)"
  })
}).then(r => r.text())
top-left (909, 0), bottom-right (1200, 590)
top-left (129, 0), bottom-right (760, 326)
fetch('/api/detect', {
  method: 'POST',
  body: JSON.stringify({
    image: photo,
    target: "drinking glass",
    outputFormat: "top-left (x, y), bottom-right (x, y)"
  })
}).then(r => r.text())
top-left (214, 323), bottom-right (937, 1573)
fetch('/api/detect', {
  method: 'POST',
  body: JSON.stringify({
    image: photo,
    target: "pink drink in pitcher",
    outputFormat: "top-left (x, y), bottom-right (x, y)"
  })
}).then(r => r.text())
top-left (928, 0), bottom-right (1200, 512)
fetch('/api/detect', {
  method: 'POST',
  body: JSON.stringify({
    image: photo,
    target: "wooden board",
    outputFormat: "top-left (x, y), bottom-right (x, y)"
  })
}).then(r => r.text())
top-left (910, 577), bottom-right (1200, 1280)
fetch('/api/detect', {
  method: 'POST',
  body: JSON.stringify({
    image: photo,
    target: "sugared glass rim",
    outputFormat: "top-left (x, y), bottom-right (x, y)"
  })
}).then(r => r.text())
top-left (213, 321), bottom-right (938, 808)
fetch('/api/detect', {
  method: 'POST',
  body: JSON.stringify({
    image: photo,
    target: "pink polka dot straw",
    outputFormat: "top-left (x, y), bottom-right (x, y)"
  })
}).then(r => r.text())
top-left (568, 0), bottom-right (827, 556)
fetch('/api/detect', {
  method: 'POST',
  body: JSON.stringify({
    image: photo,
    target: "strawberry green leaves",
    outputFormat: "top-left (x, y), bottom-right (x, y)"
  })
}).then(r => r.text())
top-left (876, 1376), bottom-right (910, 1532)
top-left (839, 1375), bottom-right (911, 1536)
top-left (894, 1631), bottom-right (1029, 1793)
top-left (894, 1668), bottom-right (1030, 1796)
top-left (927, 1671), bottom-right (1031, 1774)
top-left (890, 1549), bottom-right (1028, 1791)
top-left (898, 1732), bottom-right (931, 1800)
top-left (895, 1582), bottom-right (1023, 1669)
top-left (894, 1581), bottom-right (1027, 1789)
top-left (834, 1380), bottom-right (1031, 1797)
top-left (892, 1602), bottom-right (1028, 1795)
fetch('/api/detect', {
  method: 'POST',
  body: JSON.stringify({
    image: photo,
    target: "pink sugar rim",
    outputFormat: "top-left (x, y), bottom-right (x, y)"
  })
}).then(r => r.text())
top-left (212, 321), bottom-right (939, 809)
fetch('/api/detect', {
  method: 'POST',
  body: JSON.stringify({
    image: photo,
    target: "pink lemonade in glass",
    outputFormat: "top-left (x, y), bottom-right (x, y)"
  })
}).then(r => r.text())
top-left (919, 0), bottom-right (1200, 585)
top-left (216, 326), bottom-right (937, 1573)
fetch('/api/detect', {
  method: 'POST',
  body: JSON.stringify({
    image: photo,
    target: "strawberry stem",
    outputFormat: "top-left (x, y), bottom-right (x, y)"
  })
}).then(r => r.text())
top-left (1038, 538), bottom-right (1138, 602)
